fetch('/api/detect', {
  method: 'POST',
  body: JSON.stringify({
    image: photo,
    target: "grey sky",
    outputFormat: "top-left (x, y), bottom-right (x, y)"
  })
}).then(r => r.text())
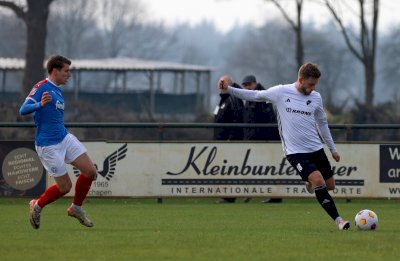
top-left (145, 0), bottom-right (399, 33)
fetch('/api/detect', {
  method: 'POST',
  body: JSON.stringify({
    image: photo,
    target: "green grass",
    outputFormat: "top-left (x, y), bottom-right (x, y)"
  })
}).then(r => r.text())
top-left (0, 198), bottom-right (399, 261)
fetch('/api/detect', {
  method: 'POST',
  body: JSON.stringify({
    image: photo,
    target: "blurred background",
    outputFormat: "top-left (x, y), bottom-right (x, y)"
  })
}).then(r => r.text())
top-left (0, 0), bottom-right (399, 141)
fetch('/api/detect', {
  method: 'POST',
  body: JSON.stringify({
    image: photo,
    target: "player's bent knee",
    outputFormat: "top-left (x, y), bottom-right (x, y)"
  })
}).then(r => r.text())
top-left (313, 179), bottom-right (325, 187)
top-left (326, 183), bottom-right (335, 190)
top-left (83, 167), bottom-right (96, 180)
top-left (308, 172), bottom-right (325, 187)
top-left (88, 167), bottom-right (97, 178)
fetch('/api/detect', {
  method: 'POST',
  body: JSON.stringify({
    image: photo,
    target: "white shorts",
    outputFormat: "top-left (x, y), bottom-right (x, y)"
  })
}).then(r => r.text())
top-left (36, 133), bottom-right (87, 177)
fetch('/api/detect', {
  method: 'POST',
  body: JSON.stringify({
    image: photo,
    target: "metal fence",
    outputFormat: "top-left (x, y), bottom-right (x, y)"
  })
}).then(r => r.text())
top-left (1, 122), bottom-right (400, 142)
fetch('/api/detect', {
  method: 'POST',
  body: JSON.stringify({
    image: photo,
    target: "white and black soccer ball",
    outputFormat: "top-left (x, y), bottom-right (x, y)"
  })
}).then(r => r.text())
top-left (354, 209), bottom-right (378, 231)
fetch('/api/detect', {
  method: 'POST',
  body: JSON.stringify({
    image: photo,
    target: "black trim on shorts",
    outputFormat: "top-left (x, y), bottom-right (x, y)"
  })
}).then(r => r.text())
top-left (286, 148), bottom-right (333, 182)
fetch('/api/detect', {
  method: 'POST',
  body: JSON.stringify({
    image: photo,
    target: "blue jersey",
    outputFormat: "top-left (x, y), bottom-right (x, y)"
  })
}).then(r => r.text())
top-left (24, 79), bottom-right (68, 146)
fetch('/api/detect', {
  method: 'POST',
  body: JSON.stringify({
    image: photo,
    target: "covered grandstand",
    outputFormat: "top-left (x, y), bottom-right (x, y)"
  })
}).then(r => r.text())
top-left (0, 57), bottom-right (213, 116)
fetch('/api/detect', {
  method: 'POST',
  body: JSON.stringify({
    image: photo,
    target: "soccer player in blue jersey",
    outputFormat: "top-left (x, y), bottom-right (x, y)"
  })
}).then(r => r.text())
top-left (20, 55), bottom-right (96, 229)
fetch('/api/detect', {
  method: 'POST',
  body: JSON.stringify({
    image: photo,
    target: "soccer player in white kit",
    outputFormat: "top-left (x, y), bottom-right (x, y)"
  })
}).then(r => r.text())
top-left (219, 63), bottom-right (350, 230)
top-left (20, 55), bottom-right (97, 229)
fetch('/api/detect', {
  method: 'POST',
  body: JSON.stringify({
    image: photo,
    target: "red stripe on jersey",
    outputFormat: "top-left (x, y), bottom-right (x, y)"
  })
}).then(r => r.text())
top-left (27, 79), bottom-right (48, 98)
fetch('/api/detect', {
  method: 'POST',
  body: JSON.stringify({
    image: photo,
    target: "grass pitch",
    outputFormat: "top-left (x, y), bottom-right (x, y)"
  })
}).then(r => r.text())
top-left (0, 197), bottom-right (399, 261)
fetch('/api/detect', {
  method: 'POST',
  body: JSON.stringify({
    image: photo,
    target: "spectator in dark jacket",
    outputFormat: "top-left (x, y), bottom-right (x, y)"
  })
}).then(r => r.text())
top-left (242, 75), bottom-right (280, 141)
top-left (214, 78), bottom-right (244, 203)
top-left (214, 82), bottom-right (244, 141)
top-left (242, 75), bottom-right (282, 203)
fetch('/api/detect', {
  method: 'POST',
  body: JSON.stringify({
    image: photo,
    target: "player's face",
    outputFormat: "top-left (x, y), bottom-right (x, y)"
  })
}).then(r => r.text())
top-left (55, 64), bottom-right (71, 85)
top-left (299, 77), bottom-right (318, 95)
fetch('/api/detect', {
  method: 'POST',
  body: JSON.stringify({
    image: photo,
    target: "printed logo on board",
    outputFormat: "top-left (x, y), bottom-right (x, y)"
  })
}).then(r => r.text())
top-left (163, 146), bottom-right (362, 196)
top-left (379, 145), bottom-right (400, 183)
top-left (73, 144), bottom-right (127, 181)
top-left (1, 148), bottom-right (43, 190)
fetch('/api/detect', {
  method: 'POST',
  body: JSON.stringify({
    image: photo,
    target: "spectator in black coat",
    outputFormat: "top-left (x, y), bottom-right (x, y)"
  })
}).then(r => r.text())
top-left (214, 77), bottom-right (244, 203)
top-left (214, 82), bottom-right (244, 141)
top-left (241, 75), bottom-right (282, 203)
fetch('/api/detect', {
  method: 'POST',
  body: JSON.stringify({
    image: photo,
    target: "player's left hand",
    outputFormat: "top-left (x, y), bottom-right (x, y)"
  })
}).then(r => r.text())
top-left (40, 91), bottom-right (52, 107)
top-left (332, 152), bottom-right (340, 162)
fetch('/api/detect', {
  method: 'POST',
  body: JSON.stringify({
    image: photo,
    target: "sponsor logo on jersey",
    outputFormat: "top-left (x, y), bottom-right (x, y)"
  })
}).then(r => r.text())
top-left (306, 100), bottom-right (312, 105)
top-left (285, 98), bottom-right (291, 102)
top-left (285, 107), bottom-right (312, 116)
top-left (55, 100), bottom-right (65, 110)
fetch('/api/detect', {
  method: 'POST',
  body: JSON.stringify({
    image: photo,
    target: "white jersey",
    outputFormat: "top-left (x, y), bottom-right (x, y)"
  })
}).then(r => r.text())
top-left (227, 83), bottom-right (336, 155)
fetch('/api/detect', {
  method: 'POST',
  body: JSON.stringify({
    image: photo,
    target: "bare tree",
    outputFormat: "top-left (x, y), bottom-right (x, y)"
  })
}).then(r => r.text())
top-left (225, 22), bottom-right (296, 86)
top-left (225, 21), bottom-right (357, 110)
top-left (125, 22), bottom-right (178, 61)
top-left (0, 12), bottom-right (25, 57)
top-left (97, 0), bottom-right (145, 58)
top-left (47, 0), bottom-right (96, 58)
top-left (324, 0), bottom-right (379, 107)
top-left (266, 0), bottom-right (304, 69)
top-left (0, 0), bottom-right (55, 99)
top-left (304, 22), bottom-right (358, 112)
top-left (380, 26), bottom-right (400, 113)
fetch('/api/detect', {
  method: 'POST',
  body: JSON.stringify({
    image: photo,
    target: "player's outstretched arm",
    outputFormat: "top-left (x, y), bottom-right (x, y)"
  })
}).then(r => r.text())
top-left (19, 91), bottom-right (52, 115)
top-left (218, 75), bottom-right (272, 102)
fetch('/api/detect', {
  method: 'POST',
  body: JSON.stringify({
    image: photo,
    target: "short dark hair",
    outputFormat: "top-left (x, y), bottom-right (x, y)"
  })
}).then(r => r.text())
top-left (298, 63), bottom-right (321, 79)
top-left (46, 55), bottom-right (71, 74)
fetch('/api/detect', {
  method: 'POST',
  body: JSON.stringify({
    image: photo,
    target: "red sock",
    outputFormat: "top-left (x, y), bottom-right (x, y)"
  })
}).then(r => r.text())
top-left (73, 174), bottom-right (93, 206)
top-left (37, 184), bottom-right (66, 208)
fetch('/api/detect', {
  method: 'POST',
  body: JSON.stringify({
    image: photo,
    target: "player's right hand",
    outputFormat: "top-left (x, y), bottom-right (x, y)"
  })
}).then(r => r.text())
top-left (218, 75), bottom-right (232, 90)
top-left (218, 79), bottom-right (226, 90)
top-left (40, 91), bottom-right (52, 107)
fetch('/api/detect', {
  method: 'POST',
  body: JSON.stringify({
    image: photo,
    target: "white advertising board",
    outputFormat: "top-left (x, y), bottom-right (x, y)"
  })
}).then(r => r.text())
top-left (47, 142), bottom-right (400, 198)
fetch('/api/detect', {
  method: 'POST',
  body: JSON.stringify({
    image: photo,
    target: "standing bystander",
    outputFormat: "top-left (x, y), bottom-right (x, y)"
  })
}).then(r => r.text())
top-left (214, 75), bottom-right (244, 203)
top-left (241, 75), bottom-right (282, 203)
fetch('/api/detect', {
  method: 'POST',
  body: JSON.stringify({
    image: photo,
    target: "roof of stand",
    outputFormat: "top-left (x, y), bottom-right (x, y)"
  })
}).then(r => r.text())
top-left (0, 57), bottom-right (213, 72)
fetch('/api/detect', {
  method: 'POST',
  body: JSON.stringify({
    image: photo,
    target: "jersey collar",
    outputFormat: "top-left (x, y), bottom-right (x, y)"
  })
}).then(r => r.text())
top-left (46, 78), bottom-right (61, 88)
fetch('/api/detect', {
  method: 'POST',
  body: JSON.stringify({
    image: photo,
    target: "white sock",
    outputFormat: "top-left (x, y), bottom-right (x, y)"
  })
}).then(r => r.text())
top-left (335, 216), bottom-right (343, 224)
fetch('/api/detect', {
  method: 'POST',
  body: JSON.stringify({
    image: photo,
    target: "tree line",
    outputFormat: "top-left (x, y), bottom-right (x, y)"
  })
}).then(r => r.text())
top-left (0, 0), bottom-right (400, 121)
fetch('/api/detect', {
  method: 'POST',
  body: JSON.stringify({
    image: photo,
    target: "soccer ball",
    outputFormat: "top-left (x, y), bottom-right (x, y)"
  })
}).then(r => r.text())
top-left (354, 209), bottom-right (378, 231)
